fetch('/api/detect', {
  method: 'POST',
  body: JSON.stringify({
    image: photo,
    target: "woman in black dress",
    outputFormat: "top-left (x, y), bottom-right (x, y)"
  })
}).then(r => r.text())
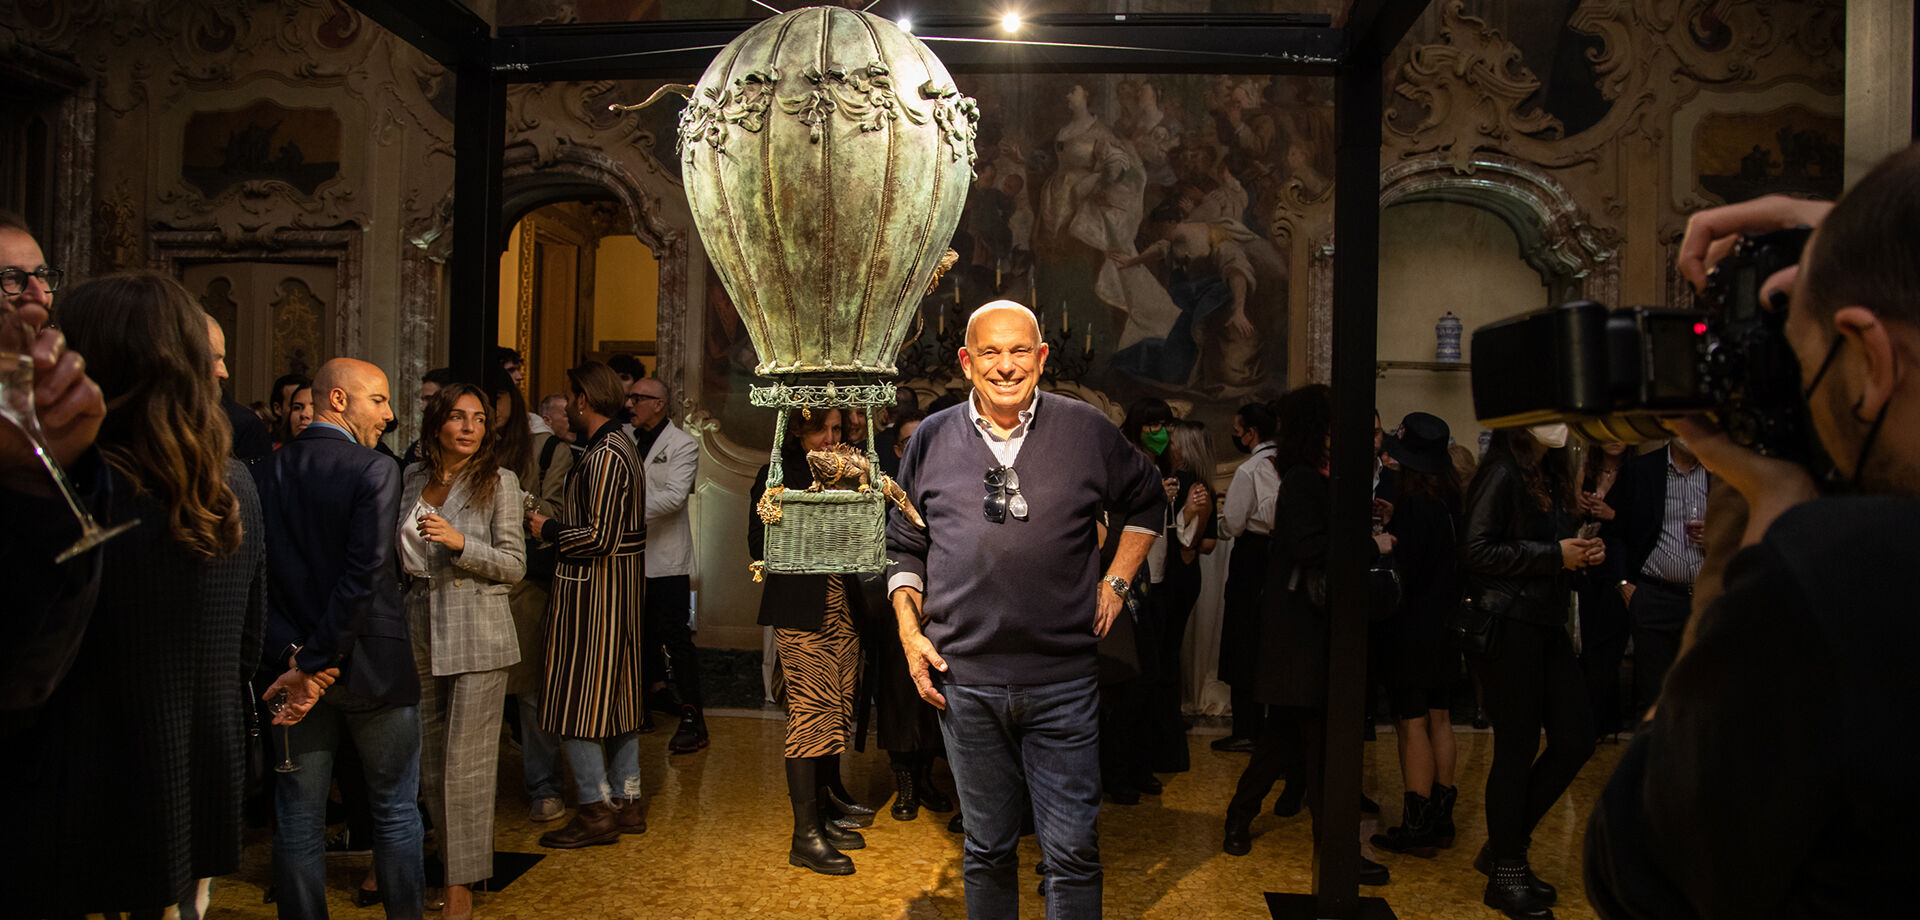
top-left (1461, 424), bottom-right (1603, 918)
top-left (1147, 419), bottom-right (1218, 773)
top-left (7, 273), bottom-right (269, 917)
top-left (749, 408), bottom-right (873, 875)
top-left (1370, 413), bottom-right (1464, 859)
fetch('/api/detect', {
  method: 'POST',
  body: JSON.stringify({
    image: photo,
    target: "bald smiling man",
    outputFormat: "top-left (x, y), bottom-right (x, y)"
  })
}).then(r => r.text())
top-left (887, 300), bottom-right (1165, 919)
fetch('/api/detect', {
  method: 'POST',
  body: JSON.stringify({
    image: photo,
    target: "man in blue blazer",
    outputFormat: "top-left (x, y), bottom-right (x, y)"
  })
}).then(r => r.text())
top-left (255, 357), bottom-right (424, 920)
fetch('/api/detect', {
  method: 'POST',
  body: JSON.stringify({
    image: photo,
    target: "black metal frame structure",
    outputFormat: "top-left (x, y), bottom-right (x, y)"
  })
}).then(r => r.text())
top-left (345, 2), bottom-right (1431, 916)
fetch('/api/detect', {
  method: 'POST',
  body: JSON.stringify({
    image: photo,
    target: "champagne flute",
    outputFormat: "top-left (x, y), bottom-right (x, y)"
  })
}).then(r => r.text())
top-left (0, 311), bottom-right (137, 562)
top-left (269, 689), bottom-right (300, 774)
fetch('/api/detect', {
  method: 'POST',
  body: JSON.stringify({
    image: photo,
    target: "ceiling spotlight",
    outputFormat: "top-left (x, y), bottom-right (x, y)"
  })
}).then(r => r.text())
top-left (897, 16), bottom-right (913, 33)
top-left (1001, 12), bottom-right (1021, 33)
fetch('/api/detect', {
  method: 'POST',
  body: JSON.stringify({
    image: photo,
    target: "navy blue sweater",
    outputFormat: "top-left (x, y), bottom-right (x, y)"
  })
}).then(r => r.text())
top-left (887, 395), bottom-right (1165, 685)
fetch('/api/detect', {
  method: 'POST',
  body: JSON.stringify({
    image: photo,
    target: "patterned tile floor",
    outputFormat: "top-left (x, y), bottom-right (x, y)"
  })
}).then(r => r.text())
top-left (213, 713), bottom-right (1625, 920)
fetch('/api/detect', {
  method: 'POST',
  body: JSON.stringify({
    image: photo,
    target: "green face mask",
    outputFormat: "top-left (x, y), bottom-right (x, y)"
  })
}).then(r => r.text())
top-left (1142, 428), bottom-right (1170, 455)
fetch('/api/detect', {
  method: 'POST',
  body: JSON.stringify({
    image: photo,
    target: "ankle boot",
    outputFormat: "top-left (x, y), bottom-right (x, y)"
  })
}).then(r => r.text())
top-left (1475, 844), bottom-right (1556, 904)
top-left (1484, 857), bottom-right (1555, 919)
top-left (1430, 783), bottom-right (1458, 848)
top-left (786, 758), bottom-right (853, 875)
top-left (1370, 791), bottom-right (1439, 858)
top-left (668, 705), bottom-right (709, 754)
top-left (889, 764), bottom-right (919, 821)
top-left (914, 757), bottom-right (954, 812)
top-left (1222, 816), bottom-right (1252, 856)
top-left (1358, 853), bottom-right (1391, 886)
top-left (819, 801), bottom-right (866, 851)
top-left (611, 795), bottom-right (648, 834)
top-left (538, 800), bottom-right (621, 848)
top-left (817, 755), bottom-right (875, 828)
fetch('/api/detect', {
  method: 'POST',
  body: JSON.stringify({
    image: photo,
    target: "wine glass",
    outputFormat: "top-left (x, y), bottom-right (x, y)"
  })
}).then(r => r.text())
top-left (0, 310), bottom-right (138, 563)
top-left (269, 689), bottom-right (300, 774)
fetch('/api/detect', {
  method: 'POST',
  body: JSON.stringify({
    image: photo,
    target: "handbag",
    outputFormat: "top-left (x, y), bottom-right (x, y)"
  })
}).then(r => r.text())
top-left (524, 437), bottom-right (565, 581)
top-left (1449, 594), bottom-right (1503, 657)
top-left (1367, 562), bottom-right (1402, 623)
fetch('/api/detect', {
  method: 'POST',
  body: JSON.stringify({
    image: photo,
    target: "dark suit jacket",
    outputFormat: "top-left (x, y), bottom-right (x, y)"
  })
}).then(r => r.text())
top-left (254, 424), bottom-right (417, 706)
top-left (223, 396), bottom-right (271, 463)
top-left (1608, 446), bottom-right (1708, 585)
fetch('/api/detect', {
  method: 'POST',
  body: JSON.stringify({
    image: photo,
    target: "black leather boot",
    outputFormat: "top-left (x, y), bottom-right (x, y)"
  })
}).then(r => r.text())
top-left (915, 756), bottom-right (954, 812)
top-left (1222, 817), bottom-right (1252, 856)
top-left (1484, 857), bottom-right (1555, 919)
top-left (668, 705), bottom-right (709, 754)
top-left (818, 754), bottom-right (875, 828)
top-left (1358, 854), bottom-right (1391, 886)
top-left (1475, 844), bottom-right (1556, 904)
top-left (889, 764), bottom-right (919, 821)
top-left (1370, 791), bottom-right (1439, 858)
top-left (1430, 783), bottom-right (1458, 848)
top-left (786, 757), bottom-right (853, 876)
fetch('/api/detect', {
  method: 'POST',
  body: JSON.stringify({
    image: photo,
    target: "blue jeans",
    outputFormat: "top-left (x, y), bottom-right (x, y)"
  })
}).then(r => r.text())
top-left (562, 731), bottom-right (642, 804)
top-left (273, 696), bottom-right (424, 920)
top-left (518, 692), bottom-right (564, 800)
top-left (939, 675), bottom-right (1103, 920)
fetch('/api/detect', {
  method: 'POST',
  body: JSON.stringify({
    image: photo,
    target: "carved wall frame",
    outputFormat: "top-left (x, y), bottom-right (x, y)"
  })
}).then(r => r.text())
top-left (147, 227), bottom-right (367, 364)
top-left (1298, 154), bottom-right (1621, 382)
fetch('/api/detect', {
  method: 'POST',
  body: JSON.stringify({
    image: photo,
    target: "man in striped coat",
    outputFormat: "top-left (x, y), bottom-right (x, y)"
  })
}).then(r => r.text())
top-left (525, 362), bottom-right (648, 848)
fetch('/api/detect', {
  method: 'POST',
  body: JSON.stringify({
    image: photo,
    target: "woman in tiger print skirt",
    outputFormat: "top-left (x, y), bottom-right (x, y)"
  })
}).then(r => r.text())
top-left (749, 408), bottom-right (872, 876)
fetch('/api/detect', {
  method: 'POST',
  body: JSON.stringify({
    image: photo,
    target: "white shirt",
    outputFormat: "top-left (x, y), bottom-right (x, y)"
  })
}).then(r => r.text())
top-left (399, 496), bottom-right (436, 578)
top-left (967, 388), bottom-right (1040, 467)
top-left (1220, 441), bottom-right (1278, 538)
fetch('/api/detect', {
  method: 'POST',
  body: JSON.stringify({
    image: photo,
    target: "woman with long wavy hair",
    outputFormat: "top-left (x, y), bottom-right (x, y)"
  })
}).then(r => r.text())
top-left (5, 272), bottom-right (265, 918)
top-left (399, 381), bottom-right (526, 919)
top-left (1460, 425), bottom-right (1602, 918)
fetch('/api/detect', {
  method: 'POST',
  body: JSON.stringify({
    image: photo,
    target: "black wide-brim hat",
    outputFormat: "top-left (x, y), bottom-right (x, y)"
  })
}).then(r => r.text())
top-left (1386, 411), bottom-right (1452, 476)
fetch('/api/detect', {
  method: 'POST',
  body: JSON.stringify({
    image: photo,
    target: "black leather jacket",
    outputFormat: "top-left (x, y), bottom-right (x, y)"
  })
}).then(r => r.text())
top-left (1461, 454), bottom-right (1571, 626)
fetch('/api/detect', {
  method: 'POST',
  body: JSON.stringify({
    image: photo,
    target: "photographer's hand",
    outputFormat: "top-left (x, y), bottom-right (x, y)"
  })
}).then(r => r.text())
top-left (1677, 195), bottom-right (1833, 291)
top-left (1665, 416), bottom-right (1817, 548)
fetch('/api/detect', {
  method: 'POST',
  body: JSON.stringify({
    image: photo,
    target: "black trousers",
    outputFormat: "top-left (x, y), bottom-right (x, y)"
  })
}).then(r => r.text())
top-left (1577, 580), bottom-right (1631, 737)
top-left (1226, 706), bottom-right (1322, 835)
top-left (1628, 581), bottom-right (1689, 719)
top-left (1483, 618), bottom-right (1594, 860)
top-left (643, 574), bottom-right (703, 708)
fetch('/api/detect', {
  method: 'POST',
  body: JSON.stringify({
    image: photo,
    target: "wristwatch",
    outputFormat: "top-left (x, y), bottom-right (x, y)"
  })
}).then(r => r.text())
top-left (1102, 575), bottom-right (1130, 598)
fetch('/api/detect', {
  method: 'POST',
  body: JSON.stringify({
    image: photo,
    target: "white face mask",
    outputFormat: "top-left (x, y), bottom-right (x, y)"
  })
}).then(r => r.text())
top-left (1527, 423), bottom-right (1569, 449)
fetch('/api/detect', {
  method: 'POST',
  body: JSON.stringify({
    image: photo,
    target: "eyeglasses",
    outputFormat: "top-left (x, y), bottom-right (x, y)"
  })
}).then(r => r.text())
top-left (626, 393), bottom-right (662, 404)
top-left (983, 464), bottom-right (1027, 524)
top-left (0, 267), bottom-right (63, 296)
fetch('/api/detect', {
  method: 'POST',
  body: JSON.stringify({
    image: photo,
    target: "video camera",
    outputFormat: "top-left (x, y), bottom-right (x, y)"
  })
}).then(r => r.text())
top-left (1470, 227), bottom-right (1819, 464)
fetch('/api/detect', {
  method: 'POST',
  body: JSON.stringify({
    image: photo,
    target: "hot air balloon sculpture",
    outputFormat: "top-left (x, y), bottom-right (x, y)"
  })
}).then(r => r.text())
top-left (615, 4), bottom-right (977, 575)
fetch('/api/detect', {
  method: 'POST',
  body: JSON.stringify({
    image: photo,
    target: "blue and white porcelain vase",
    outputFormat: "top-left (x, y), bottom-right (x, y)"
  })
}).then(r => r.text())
top-left (1435, 311), bottom-right (1463, 362)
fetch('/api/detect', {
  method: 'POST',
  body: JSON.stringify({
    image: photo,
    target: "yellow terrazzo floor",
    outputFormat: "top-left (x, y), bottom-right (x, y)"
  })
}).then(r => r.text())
top-left (213, 715), bottom-right (1624, 920)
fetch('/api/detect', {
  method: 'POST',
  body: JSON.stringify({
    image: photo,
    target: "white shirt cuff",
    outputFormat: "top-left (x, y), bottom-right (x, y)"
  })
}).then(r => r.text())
top-left (1122, 525), bottom-right (1159, 536)
top-left (887, 572), bottom-right (925, 597)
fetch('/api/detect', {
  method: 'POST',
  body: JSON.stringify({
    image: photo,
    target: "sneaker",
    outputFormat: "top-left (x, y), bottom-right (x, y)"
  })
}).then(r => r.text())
top-left (529, 796), bottom-right (566, 823)
top-left (324, 827), bottom-right (371, 856)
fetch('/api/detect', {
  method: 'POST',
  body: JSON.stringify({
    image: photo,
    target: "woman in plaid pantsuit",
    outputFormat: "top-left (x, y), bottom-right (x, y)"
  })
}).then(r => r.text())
top-left (400, 383), bottom-right (527, 918)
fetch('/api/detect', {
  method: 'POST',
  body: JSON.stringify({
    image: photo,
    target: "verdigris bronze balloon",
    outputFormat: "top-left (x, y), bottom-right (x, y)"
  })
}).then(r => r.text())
top-left (631, 5), bottom-right (978, 377)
